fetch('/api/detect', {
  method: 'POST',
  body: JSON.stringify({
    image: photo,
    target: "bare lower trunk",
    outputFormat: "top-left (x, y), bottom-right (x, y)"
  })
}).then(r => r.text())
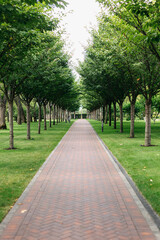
top-left (109, 103), bottom-right (111, 126)
top-left (59, 107), bottom-right (61, 123)
top-left (26, 103), bottom-right (31, 140)
top-left (8, 101), bottom-right (14, 149)
top-left (61, 109), bottom-right (62, 122)
top-left (65, 110), bottom-right (68, 123)
top-left (33, 102), bottom-right (37, 122)
top-left (130, 103), bottom-right (135, 138)
top-left (15, 96), bottom-right (26, 124)
top-left (119, 103), bottom-right (123, 133)
top-left (57, 106), bottom-right (58, 124)
top-left (145, 101), bottom-right (151, 146)
top-left (113, 102), bottom-right (116, 129)
top-left (49, 105), bottom-right (52, 128)
top-left (105, 105), bottom-right (108, 124)
top-left (63, 110), bottom-right (64, 122)
top-left (38, 104), bottom-right (41, 134)
top-left (103, 106), bottom-right (105, 122)
top-left (0, 94), bottom-right (7, 129)
top-left (53, 104), bottom-right (56, 125)
top-left (43, 104), bottom-right (47, 130)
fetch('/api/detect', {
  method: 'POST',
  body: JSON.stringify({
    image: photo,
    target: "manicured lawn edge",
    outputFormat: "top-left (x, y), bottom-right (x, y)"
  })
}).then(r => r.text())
top-left (94, 127), bottom-right (160, 230)
top-left (0, 121), bottom-right (74, 223)
top-left (88, 119), bottom-right (160, 219)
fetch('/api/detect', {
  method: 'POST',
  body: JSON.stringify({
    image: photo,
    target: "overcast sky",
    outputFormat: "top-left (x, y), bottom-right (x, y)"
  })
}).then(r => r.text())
top-left (56, 0), bottom-right (100, 68)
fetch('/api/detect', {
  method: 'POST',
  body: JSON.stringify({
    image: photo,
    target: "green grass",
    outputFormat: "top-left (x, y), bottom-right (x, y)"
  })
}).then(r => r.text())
top-left (0, 120), bottom-right (73, 223)
top-left (89, 119), bottom-right (160, 216)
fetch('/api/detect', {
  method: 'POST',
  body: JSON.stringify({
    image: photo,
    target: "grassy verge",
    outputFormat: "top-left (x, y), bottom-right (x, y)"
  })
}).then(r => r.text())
top-left (0, 120), bottom-right (74, 223)
top-left (89, 119), bottom-right (160, 216)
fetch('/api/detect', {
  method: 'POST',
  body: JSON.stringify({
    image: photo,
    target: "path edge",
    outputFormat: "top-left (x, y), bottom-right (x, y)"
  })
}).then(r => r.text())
top-left (89, 122), bottom-right (160, 238)
top-left (0, 121), bottom-right (76, 236)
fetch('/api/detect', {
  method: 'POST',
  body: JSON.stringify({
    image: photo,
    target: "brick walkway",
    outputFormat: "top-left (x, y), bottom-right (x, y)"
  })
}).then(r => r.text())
top-left (0, 120), bottom-right (159, 240)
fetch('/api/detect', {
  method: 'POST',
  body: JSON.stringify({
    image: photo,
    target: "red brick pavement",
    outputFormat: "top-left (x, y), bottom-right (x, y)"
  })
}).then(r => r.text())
top-left (0, 120), bottom-right (159, 240)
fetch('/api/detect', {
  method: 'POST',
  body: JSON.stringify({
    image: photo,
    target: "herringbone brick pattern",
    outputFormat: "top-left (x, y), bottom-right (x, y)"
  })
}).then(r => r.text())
top-left (0, 120), bottom-right (158, 239)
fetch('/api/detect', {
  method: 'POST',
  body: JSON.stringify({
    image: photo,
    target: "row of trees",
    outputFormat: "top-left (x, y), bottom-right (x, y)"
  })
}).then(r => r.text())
top-left (79, 0), bottom-right (160, 146)
top-left (0, 0), bottom-right (80, 149)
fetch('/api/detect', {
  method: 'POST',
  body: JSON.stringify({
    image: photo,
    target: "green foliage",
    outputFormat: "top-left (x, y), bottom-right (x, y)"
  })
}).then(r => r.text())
top-left (0, 0), bottom-right (80, 147)
top-left (96, 0), bottom-right (160, 61)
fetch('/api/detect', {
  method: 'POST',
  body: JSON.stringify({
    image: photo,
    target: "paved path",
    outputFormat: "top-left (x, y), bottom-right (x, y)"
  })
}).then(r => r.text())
top-left (0, 120), bottom-right (159, 240)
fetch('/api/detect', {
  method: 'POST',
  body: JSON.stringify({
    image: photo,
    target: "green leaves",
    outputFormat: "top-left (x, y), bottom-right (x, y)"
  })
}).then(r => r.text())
top-left (96, 0), bottom-right (160, 61)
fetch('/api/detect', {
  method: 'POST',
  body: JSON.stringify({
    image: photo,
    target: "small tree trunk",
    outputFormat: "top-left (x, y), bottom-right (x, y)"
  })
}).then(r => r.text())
top-left (119, 102), bottom-right (123, 133)
top-left (38, 104), bottom-right (41, 134)
top-left (53, 104), bottom-right (56, 125)
top-left (43, 104), bottom-right (47, 130)
top-left (21, 105), bottom-right (26, 123)
top-left (7, 111), bottom-right (9, 122)
top-left (113, 102), bottom-right (116, 129)
top-left (109, 103), bottom-right (111, 126)
top-left (15, 96), bottom-right (26, 124)
top-left (103, 106), bottom-right (105, 122)
top-left (26, 103), bottom-right (31, 140)
top-left (57, 106), bottom-right (58, 124)
top-left (130, 102), bottom-right (135, 138)
top-left (105, 105), bottom-right (108, 124)
top-left (61, 109), bottom-right (62, 122)
top-left (15, 97), bottom-right (21, 125)
top-left (0, 94), bottom-right (7, 129)
top-left (49, 104), bottom-right (52, 128)
top-left (33, 102), bottom-right (37, 122)
top-left (8, 101), bottom-right (14, 149)
top-left (145, 101), bottom-right (151, 146)
top-left (59, 107), bottom-right (61, 123)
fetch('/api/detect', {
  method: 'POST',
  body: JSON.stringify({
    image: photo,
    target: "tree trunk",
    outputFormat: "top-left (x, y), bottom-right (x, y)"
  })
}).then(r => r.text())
top-left (63, 110), bottom-right (64, 122)
top-left (119, 102), bottom-right (123, 133)
top-left (26, 103), bottom-right (31, 140)
top-left (38, 104), bottom-right (41, 134)
top-left (61, 109), bottom-right (62, 122)
top-left (43, 104), bottom-right (47, 130)
top-left (103, 106), bottom-right (105, 122)
top-left (14, 96), bottom-right (26, 124)
top-left (145, 101), bottom-right (151, 146)
top-left (33, 102), bottom-right (37, 122)
top-left (59, 107), bottom-right (61, 123)
top-left (105, 105), bottom-right (108, 124)
top-left (65, 110), bottom-right (68, 123)
top-left (0, 94), bottom-right (7, 129)
top-left (130, 102), bottom-right (135, 138)
top-left (49, 104), bottom-right (52, 128)
top-left (109, 103), bottom-right (111, 126)
top-left (57, 106), bottom-right (58, 124)
top-left (53, 104), bottom-right (56, 125)
top-left (8, 101), bottom-right (14, 149)
top-left (113, 102), bottom-right (116, 129)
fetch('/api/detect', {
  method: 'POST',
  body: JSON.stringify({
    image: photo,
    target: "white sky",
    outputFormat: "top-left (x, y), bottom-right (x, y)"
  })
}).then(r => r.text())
top-left (55, 0), bottom-right (100, 68)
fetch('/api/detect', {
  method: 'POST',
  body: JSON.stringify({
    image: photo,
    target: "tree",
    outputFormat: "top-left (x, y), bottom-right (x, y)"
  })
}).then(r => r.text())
top-left (0, 0), bottom-right (61, 148)
top-left (79, 22), bottom-right (131, 133)
top-left (96, 0), bottom-right (160, 62)
top-left (0, 90), bottom-right (7, 129)
top-left (94, 2), bottom-right (160, 145)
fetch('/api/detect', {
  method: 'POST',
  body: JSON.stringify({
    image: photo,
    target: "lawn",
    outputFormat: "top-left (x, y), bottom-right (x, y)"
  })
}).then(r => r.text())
top-left (89, 119), bottom-right (160, 216)
top-left (0, 120), bottom-right (73, 223)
